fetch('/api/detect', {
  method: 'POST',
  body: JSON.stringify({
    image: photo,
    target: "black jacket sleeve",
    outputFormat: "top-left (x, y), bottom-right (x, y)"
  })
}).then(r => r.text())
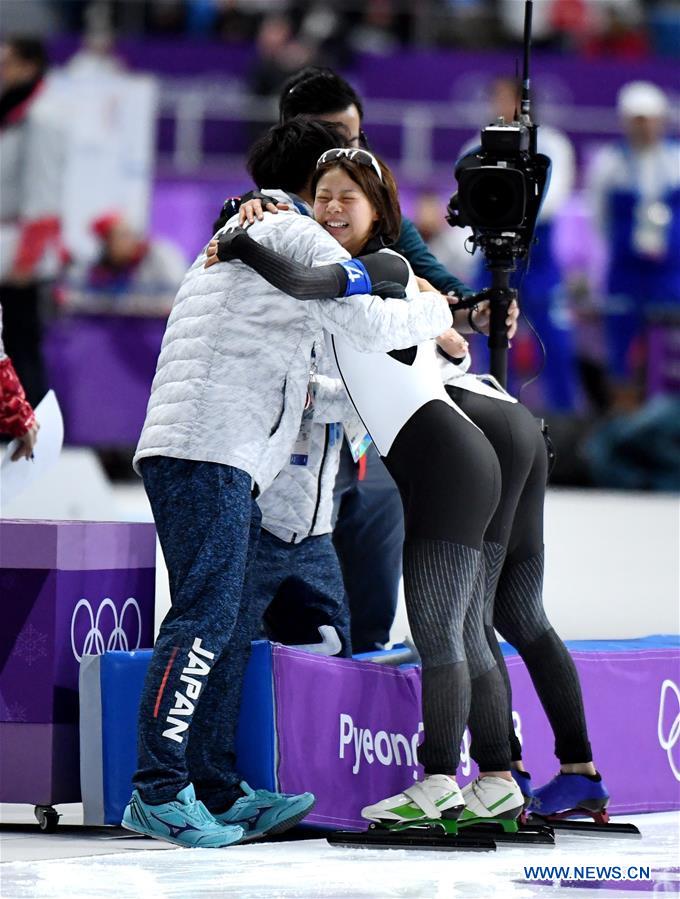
top-left (215, 228), bottom-right (410, 301)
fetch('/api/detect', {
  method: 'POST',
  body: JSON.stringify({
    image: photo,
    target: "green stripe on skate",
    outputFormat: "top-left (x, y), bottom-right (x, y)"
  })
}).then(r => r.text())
top-left (488, 792), bottom-right (515, 811)
top-left (458, 792), bottom-right (515, 822)
top-left (389, 791), bottom-right (459, 820)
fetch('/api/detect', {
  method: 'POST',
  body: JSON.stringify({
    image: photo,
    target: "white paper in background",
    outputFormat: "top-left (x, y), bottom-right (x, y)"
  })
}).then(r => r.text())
top-left (0, 390), bottom-right (64, 508)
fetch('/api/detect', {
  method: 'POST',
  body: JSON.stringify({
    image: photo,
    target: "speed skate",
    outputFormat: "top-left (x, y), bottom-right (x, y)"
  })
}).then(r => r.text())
top-left (525, 772), bottom-right (642, 837)
top-left (327, 774), bottom-right (555, 851)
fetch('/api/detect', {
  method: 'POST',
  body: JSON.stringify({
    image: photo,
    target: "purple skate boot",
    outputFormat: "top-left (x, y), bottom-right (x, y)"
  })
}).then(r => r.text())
top-left (529, 773), bottom-right (640, 837)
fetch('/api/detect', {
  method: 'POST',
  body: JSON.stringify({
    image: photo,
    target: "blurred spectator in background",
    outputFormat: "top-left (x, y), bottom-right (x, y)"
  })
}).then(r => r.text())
top-left (498, 0), bottom-right (566, 47)
top-left (587, 81), bottom-right (680, 410)
top-left (0, 36), bottom-right (65, 406)
top-left (14, 0), bottom-right (673, 53)
top-left (348, 0), bottom-right (402, 55)
top-left (64, 1), bottom-right (123, 77)
top-left (0, 303), bottom-right (39, 461)
top-left (48, 0), bottom-right (90, 34)
top-left (413, 192), bottom-right (477, 285)
top-left (583, 1), bottom-right (649, 58)
top-left (499, 0), bottom-right (649, 55)
top-left (145, 0), bottom-right (187, 35)
top-left (248, 12), bottom-right (317, 110)
top-left (66, 212), bottom-right (186, 314)
top-left (462, 76), bottom-right (579, 411)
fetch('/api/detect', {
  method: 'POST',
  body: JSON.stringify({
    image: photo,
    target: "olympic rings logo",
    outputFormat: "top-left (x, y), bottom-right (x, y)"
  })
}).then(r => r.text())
top-left (70, 597), bottom-right (143, 663)
top-left (657, 679), bottom-right (680, 782)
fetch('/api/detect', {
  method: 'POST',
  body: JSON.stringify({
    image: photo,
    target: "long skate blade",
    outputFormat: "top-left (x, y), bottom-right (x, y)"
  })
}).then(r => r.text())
top-left (528, 816), bottom-right (641, 838)
top-left (327, 826), bottom-right (496, 852)
top-left (462, 821), bottom-right (555, 845)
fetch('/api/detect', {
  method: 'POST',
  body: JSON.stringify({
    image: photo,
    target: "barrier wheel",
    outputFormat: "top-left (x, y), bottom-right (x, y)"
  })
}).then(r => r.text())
top-left (34, 805), bottom-right (60, 833)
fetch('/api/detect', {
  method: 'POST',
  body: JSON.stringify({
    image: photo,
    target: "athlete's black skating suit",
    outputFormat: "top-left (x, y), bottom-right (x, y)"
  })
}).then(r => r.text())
top-left (217, 227), bottom-right (593, 772)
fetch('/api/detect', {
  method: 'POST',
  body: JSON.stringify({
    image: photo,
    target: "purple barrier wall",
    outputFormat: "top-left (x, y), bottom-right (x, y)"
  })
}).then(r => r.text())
top-left (44, 314), bottom-right (167, 448)
top-left (275, 649), bottom-right (423, 831)
top-left (272, 645), bottom-right (680, 829)
top-left (0, 520), bottom-right (156, 805)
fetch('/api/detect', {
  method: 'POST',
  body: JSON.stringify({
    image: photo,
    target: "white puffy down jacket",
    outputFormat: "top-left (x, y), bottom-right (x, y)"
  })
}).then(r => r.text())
top-left (256, 343), bottom-right (359, 542)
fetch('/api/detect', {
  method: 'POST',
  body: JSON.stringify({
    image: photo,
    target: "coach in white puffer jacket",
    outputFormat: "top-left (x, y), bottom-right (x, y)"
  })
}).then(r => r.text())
top-left (127, 118), bottom-right (455, 837)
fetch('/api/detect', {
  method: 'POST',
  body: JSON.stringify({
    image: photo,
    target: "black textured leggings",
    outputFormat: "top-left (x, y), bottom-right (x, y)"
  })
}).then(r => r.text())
top-left (447, 386), bottom-right (593, 767)
top-left (384, 399), bottom-right (501, 774)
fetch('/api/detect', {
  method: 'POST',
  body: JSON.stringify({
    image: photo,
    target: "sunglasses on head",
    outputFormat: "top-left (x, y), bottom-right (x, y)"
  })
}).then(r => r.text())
top-left (316, 148), bottom-right (383, 183)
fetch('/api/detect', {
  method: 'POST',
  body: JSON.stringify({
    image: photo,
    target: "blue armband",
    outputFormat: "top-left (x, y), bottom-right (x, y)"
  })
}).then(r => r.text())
top-left (340, 259), bottom-right (373, 297)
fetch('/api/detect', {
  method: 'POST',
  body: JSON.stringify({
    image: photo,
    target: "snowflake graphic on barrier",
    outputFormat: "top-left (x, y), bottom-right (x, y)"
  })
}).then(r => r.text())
top-left (6, 702), bottom-right (27, 722)
top-left (14, 623), bottom-right (48, 666)
top-left (0, 696), bottom-right (28, 722)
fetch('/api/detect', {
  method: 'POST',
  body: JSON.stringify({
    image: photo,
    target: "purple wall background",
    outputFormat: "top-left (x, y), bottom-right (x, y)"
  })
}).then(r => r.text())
top-left (48, 39), bottom-right (679, 263)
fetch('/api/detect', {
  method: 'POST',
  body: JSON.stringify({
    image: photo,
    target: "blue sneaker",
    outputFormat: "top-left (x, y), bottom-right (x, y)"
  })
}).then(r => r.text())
top-left (530, 772), bottom-right (610, 820)
top-left (512, 769), bottom-right (534, 811)
top-left (214, 781), bottom-right (315, 840)
top-left (122, 784), bottom-right (245, 848)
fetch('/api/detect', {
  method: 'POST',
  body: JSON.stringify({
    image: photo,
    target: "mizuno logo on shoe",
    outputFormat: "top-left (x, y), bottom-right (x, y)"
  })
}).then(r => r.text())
top-left (149, 812), bottom-right (200, 839)
top-left (162, 638), bottom-right (215, 744)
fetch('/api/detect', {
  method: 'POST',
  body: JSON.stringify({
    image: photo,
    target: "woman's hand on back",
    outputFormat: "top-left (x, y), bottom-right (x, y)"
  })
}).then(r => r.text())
top-left (415, 275), bottom-right (437, 293)
top-left (436, 329), bottom-right (469, 359)
top-left (239, 198), bottom-right (290, 226)
top-left (205, 239), bottom-right (219, 268)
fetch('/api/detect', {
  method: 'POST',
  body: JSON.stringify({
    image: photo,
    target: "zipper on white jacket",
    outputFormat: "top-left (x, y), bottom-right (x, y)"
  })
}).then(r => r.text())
top-left (269, 377), bottom-right (287, 436)
top-left (306, 424), bottom-right (330, 538)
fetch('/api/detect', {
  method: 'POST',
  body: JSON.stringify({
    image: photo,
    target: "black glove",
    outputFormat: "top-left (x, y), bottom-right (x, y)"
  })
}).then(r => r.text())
top-left (212, 198), bottom-right (240, 235)
top-left (211, 191), bottom-right (281, 235)
top-left (215, 226), bottom-right (249, 262)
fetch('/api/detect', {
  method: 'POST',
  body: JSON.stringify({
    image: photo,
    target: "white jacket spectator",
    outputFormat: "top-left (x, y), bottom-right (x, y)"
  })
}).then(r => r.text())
top-left (0, 77), bottom-right (66, 281)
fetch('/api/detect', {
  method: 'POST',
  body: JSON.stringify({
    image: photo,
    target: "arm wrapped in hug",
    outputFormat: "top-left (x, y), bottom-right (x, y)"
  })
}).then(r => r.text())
top-left (215, 227), bottom-right (410, 300)
top-left (211, 190), bottom-right (281, 235)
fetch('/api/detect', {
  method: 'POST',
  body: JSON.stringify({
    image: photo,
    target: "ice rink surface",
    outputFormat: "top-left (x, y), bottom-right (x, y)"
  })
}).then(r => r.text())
top-left (1, 808), bottom-right (678, 899)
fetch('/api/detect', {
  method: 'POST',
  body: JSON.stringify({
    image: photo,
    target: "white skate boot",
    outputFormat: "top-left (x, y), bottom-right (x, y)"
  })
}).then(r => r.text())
top-left (361, 774), bottom-right (464, 827)
top-left (458, 775), bottom-right (524, 828)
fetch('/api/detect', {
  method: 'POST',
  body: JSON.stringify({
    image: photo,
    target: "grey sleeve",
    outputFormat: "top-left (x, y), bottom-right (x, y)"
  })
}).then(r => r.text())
top-left (309, 290), bottom-right (453, 353)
